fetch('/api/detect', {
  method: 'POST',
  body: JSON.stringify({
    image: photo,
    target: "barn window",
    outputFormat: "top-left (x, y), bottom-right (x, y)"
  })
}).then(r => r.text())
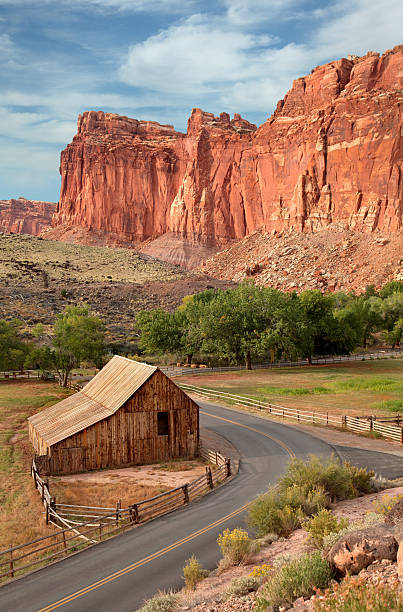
top-left (157, 412), bottom-right (169, 436)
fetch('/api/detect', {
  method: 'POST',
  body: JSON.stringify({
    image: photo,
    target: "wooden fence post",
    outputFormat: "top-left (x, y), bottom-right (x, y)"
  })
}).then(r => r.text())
top-left (45, 502), bottom-right (49, 525)
top-left (342, 415), bottom-right (347, 429)
top-left (129, 504), bottom-right (139, 523)
top-left (182, 484), bottom-right (189, 504)
top-left (225, 458), bottom-right (231, 478)
top-left (9, 548), bottom-right (14, 578)
top-left (99, 520), bottom-right (103, 541)
top-left (206, 466), bottom-right (213, 489)
top-left (116, 500), bottom-right (121, 526)
top-left (62, 530), bottom-right (67, 552)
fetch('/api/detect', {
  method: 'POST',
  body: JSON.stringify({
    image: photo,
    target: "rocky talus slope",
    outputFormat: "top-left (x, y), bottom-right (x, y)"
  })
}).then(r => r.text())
top-left (199, 227), bottom-right (403, 293)
top-left (0, 197), bottom-right (55, 235)
top-left (50, 46), bottom-right (402, 268)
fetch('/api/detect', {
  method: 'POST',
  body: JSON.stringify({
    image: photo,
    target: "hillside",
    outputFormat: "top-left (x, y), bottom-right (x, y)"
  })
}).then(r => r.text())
top-left (200, 227), bottom-right (403, 293)
top-left (0, 233), bottom-right (233, 343)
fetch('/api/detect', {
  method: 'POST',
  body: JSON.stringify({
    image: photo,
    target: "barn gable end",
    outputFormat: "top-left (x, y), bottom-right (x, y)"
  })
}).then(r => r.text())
top-left (28, 357), bottom-right (199, 474)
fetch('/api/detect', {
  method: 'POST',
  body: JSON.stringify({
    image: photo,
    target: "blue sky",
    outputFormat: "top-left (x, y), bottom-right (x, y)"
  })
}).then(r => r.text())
top-left (0, 0), bottom-right (402, 202)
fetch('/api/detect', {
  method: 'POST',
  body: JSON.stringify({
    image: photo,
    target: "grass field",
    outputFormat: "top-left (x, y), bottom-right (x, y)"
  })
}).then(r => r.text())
top-left (180, 359), bottom-right (403, 417)
top-left (0, 380), bottom-right (72, 550)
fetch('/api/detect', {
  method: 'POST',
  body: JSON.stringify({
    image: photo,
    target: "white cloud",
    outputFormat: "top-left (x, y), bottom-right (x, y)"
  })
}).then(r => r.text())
top-left (314, 0), bottom-right (403, 58)
top-left (119, 0), bottom-right (403, 114)
top-left (223, 0), bottom-right (298, 25)
top-left (0, 107), bottom-right (75, 144)
top-left (120, 14), bottom-right (277, 97)
top-left (0, 140), bottom-right (60, 195)
top-left (0, 33), bottom-right (14, 54)
top-left (0, 0), bottom-right (197, 12)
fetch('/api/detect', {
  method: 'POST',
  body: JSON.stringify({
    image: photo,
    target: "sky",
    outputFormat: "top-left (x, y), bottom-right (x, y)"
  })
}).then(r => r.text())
top-left (0, 0), bottom-right (402, 202)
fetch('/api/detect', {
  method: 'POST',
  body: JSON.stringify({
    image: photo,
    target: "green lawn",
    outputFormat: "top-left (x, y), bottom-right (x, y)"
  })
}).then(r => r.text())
top-left (180, 358), bottom-right (403, 417)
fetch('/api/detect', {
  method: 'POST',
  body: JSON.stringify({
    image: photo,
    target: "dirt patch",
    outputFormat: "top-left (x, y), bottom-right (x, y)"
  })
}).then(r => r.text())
top-left (50, 459), bottom-right (207, 509)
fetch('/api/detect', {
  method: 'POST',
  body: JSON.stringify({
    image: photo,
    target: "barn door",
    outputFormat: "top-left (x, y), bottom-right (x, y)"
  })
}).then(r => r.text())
top-left (60, 447), bottom-right (86, 474)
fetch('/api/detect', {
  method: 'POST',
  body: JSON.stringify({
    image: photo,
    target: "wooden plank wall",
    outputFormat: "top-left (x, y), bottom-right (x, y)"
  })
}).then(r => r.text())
top-left (48, 370), bottom-right (199, 474)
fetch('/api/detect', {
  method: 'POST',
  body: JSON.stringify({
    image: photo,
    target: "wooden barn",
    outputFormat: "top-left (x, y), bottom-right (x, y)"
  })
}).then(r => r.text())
top-left (28, 356), bottom-right (199, 475)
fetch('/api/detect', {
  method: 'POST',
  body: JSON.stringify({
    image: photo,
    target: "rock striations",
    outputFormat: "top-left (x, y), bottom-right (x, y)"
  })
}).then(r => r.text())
top-left (0, 198), bottom-right (55, 236)
top-left (53, 46), bottom-right (403, 267)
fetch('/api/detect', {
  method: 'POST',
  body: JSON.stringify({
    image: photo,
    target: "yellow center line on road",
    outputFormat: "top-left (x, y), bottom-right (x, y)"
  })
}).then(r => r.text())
top-left (37, 409), bottom-right (295, 611)
top-left (200, 410), bottom-right (296, 459)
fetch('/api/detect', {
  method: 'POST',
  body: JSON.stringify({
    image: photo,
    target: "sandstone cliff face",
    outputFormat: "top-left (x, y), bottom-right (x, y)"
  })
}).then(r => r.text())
top-left (0, 198), bottom-right (55, 235)
top-left (54, 46), bottom-right (403, 265)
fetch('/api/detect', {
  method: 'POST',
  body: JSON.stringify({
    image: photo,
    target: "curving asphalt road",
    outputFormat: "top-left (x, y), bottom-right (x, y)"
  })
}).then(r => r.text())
top-left (0, 400), bottom-right (397, 612)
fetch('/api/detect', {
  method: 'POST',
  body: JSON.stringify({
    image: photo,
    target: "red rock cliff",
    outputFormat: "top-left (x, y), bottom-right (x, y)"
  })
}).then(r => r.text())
top-left (54, 46), bottom-right (403, 263)
top-left (0, 198), bottom-right (55, 235)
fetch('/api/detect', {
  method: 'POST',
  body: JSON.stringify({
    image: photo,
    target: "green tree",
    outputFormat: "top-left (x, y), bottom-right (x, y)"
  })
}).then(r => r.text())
top-left (379, 280), bottom-right (403, 299)
top-left (52, 305), bottom-right (105, 386)
top-left (136, 308), bottom-right (181, 356)
top-left (0, 319), bottom-right (29, 371)
top-left (176, 289), bottom-right (217, 365)
top-left (199, 283), bottom-right (286, 369)
top-left (381, 293), bottom-right (403, 347)
top-left (296, 291), bottom-right (353, 363)
top-left (336, 295), bottom-right (383, 349)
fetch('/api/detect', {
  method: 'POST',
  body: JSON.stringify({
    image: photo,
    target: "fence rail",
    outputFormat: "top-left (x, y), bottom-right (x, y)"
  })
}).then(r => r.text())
top-left (179, 383), bottom-right (403, 445)
top-left (0, 446), bottom-right (231, 583)
top-left (162, 348), bottom-right (403, 377)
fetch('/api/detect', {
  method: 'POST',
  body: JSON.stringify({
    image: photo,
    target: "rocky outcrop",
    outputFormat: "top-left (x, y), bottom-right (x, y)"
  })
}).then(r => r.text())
top-left (326, 525), bottom-right (398, 576)
top-left (53, 46), bottom-right (403, 266)
top-left (0, 198), bottom-right (55, 235)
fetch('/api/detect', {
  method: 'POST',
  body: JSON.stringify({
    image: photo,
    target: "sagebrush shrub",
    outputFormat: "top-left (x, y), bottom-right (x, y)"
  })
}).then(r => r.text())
top-left (249, 563), bottom-right (272, 578)
top-left (217, 527), bottom-right (255, 566)
top-left (344, 462), bottom-right (374, 494)
top-left (138, 591), bottom-right (179, 612)
top-left (280, 484), bottom-right (330, 515)
top-left (255, 551), bottom-right (333, 610)
top-left (322, 511), bottom-right (384, 550)
top-left (372, 492), bottom-right (403, 515)
top-left (224, 576), bottom-right (261, 600)
top-left (302, 509), bottom-right (349, 549)
top-left (313, 576), bottom-right (403, 611)
top-left (182, 555), bottom-right (208, 590)
top-left (278, 454), bottom-right (372, 501)
top-left (279, 505), bottom-right (304, 536)
top-left (247, 492), bottom-right (284, 537)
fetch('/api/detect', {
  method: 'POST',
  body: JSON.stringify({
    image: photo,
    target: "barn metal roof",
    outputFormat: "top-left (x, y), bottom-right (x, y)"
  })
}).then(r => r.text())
top-left (28, 356), bottom-right (157, 447)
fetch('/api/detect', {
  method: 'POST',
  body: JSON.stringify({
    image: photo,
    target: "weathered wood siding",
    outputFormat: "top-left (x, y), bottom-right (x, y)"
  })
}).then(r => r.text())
top-left (47, 371), bottom-right (199, 474)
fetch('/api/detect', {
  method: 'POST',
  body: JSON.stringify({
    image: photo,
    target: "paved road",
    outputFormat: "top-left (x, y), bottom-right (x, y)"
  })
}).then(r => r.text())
top-left (0, 401), bottom-right (398, 612)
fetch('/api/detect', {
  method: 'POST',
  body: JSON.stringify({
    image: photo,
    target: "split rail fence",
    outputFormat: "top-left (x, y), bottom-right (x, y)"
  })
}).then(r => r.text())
top-left (179, 383), bottom-right (403, 445)
top-left (0, 448), bottom-right (231, 582)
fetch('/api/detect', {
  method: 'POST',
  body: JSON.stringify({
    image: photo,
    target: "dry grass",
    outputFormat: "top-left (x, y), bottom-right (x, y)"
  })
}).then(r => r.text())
top-left (0, 233), bottom-right (186, 286)
top-left (180, 359), bottom-right (403, 417)
top-left (50, 480), bottom-right (166, 509)
top-left (0, 380), bottom-right (72, 550)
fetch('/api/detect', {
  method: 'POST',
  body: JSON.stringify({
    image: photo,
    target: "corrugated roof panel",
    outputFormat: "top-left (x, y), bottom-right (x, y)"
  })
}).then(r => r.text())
top-left (28, 356), bottom-right (157, 446)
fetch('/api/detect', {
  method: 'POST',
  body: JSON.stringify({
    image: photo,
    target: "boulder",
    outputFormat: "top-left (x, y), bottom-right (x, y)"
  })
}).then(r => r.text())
top-left (325, 525), bottom-right (398, 576)
top-left (384, 498), bottom-right (403, 526)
